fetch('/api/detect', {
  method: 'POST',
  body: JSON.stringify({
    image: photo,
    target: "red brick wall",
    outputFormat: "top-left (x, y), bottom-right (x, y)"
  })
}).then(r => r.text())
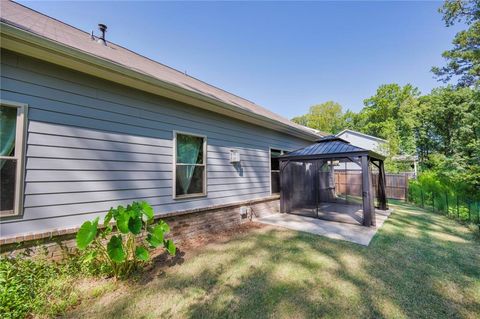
top-left (0, 198), bottom-right (280, 260)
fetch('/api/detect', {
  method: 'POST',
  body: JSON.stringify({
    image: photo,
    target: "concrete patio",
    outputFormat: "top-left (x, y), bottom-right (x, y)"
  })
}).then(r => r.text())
top-left (256, 208), bottom-right (393, 246)
top-left (287, 202), bottom-right (366, 225)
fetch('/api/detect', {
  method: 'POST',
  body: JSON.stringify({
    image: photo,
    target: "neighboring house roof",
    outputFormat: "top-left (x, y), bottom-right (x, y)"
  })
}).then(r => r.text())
top-left (336, 129), bottom-right (387, 143)
top-left (0, 1), bottom-right (320, 140)
top-left (280, 135), bottom-right (385, 160)
top-left (298, 125), bottom-right (329, 136)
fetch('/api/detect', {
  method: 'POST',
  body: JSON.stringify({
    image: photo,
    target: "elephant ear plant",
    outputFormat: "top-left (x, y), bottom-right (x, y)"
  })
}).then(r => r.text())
top-left (76, 201), bottom-right (176, 279)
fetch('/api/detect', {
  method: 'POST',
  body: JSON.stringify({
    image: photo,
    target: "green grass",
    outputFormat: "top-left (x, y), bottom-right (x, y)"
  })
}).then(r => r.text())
top-left (0, 255), bottom-right (81, 319)
top-left (61, 201), bottom-right (479, 318)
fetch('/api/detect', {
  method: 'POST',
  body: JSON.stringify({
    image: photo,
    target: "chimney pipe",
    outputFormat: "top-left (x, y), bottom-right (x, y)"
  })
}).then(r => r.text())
top-left (97, 23), bottom-right (107, 45)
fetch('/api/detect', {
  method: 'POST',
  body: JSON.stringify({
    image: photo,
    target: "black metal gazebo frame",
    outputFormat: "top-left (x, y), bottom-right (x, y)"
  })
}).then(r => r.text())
top-left (279, 136), bottom-right (388, 227)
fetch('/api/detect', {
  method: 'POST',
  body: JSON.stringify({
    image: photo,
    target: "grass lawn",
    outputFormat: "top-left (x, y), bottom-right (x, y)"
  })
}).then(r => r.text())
top-left (65, 201), bottom-right (479, 319)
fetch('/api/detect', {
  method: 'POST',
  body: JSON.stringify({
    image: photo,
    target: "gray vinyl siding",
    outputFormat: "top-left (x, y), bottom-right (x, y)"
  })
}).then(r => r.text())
top-left (0, 50), bottom-right (310, 237)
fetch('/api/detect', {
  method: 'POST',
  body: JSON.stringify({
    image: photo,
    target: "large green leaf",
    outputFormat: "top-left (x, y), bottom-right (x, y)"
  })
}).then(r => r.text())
top-left (129, 202), bottom-right (141, 219)
top-left (135, 246), bottom-right (149, 261)
top-left (115, 207), bottom-right (130, 234)
top-left (76, 217), bottom-right (99, 250)
top-left (164, 239), bottom-right (176, 256)
top-left (128, 216), bottom-right (142, 235)
top-left (146, 233), bottom-right (162, 248)
top-left (140, 201), bottom-right (154, 221)
top-left (152, 224), bottom-right (165, 239)
top-left (146, 220), bottom-right (173, 248)
top-left (157, 220), bottom-right (170, 233)
top-left (107, 235), bottom-right (125, 263)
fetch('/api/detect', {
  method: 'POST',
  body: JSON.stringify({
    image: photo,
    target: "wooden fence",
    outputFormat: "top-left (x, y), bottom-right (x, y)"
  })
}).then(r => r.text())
top-left (334, 171), bottom-right (362, 197)
top-left (381, 173), bottom-right (410, 200)
top-left (335, 171), bottom-right (412, 200)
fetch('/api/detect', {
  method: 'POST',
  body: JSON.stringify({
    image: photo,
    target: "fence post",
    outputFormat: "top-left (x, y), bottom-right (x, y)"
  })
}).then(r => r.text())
top-left (445, 192), bottom-right (449, 216)
top-left (468, 201), bottom-right (471, 222)
top-left (456, 195), bottom-right (459, 219)
top-left (404, 173), bottom-right (408, 203)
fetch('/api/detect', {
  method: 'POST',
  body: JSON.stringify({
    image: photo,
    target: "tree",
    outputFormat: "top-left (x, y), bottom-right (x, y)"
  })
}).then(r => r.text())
top-left (432, 0), bottom-right (480, 87)
top-left (419, 86), bottom-right (475, 156)
top-left (342, 110), bottom-right (362, 131)
top-left (414, 95), bottom-right (440, 162)
top-left (416, 86), bottom-right (480, 197)
top-left (357, 84), bottom-right (420, 157)
top-left (291, 101), bottom-right (347, 134)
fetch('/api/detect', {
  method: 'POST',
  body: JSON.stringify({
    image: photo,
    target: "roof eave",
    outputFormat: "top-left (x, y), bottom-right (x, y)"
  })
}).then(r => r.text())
top-left (279, 151), bottom-right (369, 161)
top-left (0, 22), bottom-right (319, 141)
top-left (279, 150), bottom-right (385, 161)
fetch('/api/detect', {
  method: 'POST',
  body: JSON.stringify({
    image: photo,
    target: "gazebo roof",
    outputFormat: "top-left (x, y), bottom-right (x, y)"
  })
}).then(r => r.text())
top-left (280, 135), bottom-right (385, 160)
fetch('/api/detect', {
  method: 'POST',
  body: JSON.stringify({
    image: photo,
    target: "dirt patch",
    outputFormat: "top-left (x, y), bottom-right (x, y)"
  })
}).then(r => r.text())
top-left (179, 222), bottom-right (266, 250)
top-left (141, 222), bottom-right (267, 281)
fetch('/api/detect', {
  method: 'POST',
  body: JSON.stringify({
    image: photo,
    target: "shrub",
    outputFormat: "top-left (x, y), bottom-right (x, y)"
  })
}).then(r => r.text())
top-left (409, 170), bottom-right (480, 224)
top-left (76, 201), bottom-right (176, 279)
top-left (0, 256), bottom-right (78, 319)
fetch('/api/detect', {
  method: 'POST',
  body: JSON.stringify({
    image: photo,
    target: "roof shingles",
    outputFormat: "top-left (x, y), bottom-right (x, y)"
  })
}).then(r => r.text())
top-left (282, 137), bottom-right (371, 158)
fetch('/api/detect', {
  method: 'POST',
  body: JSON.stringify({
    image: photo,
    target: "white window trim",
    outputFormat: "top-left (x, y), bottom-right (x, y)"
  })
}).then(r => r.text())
top-left (269, 147), bottom-right (289, 195)
top-left (173, 130), bottom-right (207, 199)
top-left (0, 100), bottom-right (28, 218)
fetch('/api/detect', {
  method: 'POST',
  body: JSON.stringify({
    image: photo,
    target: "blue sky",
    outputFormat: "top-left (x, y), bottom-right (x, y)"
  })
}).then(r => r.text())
top-left (20, 1), bottom-right (460, 119)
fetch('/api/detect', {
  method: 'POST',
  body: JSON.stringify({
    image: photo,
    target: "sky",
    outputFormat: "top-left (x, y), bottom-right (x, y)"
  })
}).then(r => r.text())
top-left (19, 1), bottom-right (461, 119)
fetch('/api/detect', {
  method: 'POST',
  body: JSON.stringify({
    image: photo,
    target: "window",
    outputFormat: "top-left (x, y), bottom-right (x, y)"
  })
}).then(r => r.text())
top-left (270, 149), bottom-right (287, 194)
top-left (174, 132), bottom-right (207, 198)
top-left (1, 101), bottom-right (27, 217)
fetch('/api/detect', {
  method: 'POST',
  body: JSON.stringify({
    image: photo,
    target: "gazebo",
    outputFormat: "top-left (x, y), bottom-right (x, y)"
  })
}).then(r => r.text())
top-left (279, 136), bottom-right (388, 227)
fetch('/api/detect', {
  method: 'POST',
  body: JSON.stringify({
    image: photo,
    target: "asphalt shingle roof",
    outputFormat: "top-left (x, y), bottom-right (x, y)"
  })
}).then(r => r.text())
top-left (282, 135), bottom-right (372, 158)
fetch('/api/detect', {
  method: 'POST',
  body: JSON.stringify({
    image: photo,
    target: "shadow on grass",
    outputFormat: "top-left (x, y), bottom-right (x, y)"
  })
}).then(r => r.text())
top-left (67, 202), bottom-right (480, 319)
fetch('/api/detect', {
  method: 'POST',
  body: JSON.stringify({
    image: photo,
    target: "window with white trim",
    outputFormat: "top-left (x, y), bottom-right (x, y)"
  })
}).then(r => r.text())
top-left (174, 132), bottom-right (207, 198)
top-left (1, 101), bottom-right (27, 216)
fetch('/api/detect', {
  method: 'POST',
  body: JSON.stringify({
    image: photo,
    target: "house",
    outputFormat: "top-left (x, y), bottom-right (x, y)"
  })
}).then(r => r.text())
top-left (0, 1), bottom-right (320, 248)
top-left (336, 129), bottom-right (418, 177)
top-left (336, 129), bottom-right (387, 155)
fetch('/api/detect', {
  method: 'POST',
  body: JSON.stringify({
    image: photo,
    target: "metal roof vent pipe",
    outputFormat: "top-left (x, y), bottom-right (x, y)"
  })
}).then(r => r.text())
top-left (97, 23), bottom-right (107, 46)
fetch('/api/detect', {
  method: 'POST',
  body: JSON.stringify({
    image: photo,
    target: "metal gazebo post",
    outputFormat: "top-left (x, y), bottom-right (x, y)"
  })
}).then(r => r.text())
top-left (378, 160), bottom-right (388, 210)
top-left (361, 155), bottom-right (375, 227)
top-left (279, 160), bottom-right (285, 214)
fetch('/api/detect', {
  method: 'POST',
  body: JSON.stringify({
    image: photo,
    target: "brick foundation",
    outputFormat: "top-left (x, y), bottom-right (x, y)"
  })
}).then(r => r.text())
top-left (0, 197), bottom-right (279, 260)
